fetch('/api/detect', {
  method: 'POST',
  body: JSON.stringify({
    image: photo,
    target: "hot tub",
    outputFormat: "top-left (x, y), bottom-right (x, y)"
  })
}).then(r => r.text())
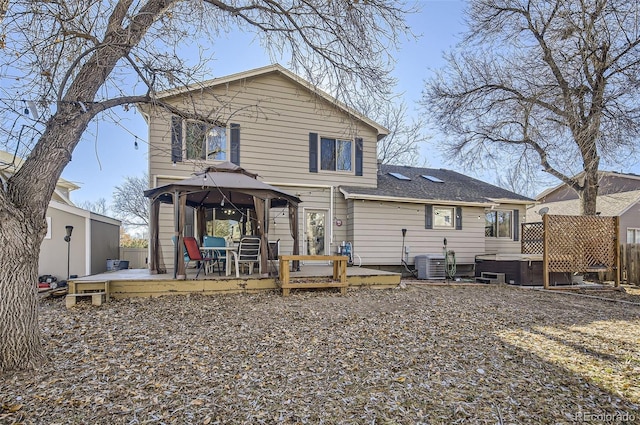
top-left (475, 253), bottom-right (571, 286)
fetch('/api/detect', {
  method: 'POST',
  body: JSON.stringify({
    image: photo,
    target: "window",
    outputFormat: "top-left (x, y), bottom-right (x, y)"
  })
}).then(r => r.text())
top-left (627, 228), bottom-right (640, 243)
top-left (434, 206), bottom-right (455, 228)
top-left (485, 210), bottom-right (512, 238)
top-left (320, 137), bottom-right (352, 171)
top-left (185, 121), bottom-right (226, 161)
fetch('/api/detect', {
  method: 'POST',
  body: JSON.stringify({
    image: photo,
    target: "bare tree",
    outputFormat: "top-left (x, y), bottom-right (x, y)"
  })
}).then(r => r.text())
top-left (0, 0), bottom-right (414, 372)
top-left (423, 0), bottom-right (640, 215)
top-left (77, 198), bottom-right (109, 215)
top-left (112, 174), bottom-right (149, 229)
top-left (358, 99), bottom-right (429, 166)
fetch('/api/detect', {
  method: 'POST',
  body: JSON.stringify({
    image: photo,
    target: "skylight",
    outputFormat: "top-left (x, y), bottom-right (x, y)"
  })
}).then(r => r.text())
top-left (422, 175), bottom-right (444, 183)
top-left (388, 172), bottom-right (411, 180)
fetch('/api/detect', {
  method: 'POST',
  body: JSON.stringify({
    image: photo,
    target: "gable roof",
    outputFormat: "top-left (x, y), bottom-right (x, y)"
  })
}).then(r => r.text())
top-left (340, 164), bottom-right (533, 207)
top-left (153, 63), bottom-right (389, 140)
top-left (535, 170), bottom-right (640, 200)
top-left (526, 190), bottom-right (640, 222)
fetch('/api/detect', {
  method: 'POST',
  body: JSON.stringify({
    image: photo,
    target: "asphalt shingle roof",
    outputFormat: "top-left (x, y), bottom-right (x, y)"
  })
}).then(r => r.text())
top-left (526, 190), bottom-right (640, 222)
top-left (341, 164), bottom-right (533, 205)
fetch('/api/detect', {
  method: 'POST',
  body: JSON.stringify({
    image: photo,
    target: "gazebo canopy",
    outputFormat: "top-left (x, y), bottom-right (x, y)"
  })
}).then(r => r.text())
top-left (144, 162), bottom-right (301, 209)
top-left (144, 162), bottom-right (301, 278)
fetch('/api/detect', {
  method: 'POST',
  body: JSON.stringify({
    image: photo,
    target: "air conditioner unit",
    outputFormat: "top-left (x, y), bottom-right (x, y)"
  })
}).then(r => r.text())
top-left (415, 254), bottom-right (446, 280)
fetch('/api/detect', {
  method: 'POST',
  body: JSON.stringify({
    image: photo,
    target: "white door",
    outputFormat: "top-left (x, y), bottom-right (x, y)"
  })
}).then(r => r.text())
top-left (305, 210), bottom-right (328, 256)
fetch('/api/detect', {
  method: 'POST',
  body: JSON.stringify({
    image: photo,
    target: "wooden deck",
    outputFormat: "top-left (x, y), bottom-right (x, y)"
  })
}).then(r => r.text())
top-left (68, 263), bottom-right (401, 300)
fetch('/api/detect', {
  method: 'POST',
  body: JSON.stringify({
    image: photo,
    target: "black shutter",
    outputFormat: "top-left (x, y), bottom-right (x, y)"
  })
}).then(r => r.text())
top-left (355, 137), bottom-right (363, 176)
top-left (230, 123), bottom-right (240, 165)
top-left (513, 209), bottom-right (520, 241)
top-left (425, 204), bottom-right (433, 229)
top-left (455, 206), bottom-right (462, 230)
top-left (309, 132), bottom-right (318, 173)
top-left (171, 116), bottom-right (182, 163)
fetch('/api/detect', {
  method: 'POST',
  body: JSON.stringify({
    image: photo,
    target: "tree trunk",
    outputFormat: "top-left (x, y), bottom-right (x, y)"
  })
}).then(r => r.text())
top-left (0, 211), bottom-right (46, 372)
top-left (0, 0), bottom-right (170, 373)
top-left (579, 170), bottom-right (599, 216)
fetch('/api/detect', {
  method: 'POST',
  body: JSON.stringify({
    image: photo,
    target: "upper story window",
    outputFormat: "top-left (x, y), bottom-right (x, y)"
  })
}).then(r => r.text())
top-left (185, 121), bottom-right (227, 161)
top-left (485, 210), bottom-right (512, 238)
top-left (320, 137), bottom-right (352, 172)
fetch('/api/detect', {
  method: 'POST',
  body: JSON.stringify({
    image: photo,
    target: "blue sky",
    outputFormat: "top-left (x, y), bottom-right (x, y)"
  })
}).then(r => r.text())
top-left (63, 1), bottom-right (467, 205)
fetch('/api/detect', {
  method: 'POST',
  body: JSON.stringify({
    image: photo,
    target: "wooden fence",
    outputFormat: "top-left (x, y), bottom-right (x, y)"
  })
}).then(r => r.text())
top-left (523, 220), bottom-right (640, 286)
top-left (620, 244), bottom-right (640, 285)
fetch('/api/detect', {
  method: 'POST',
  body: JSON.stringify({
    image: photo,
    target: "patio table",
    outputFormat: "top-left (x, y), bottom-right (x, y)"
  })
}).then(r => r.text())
top-left (200, 246), bottom-right (239, 277)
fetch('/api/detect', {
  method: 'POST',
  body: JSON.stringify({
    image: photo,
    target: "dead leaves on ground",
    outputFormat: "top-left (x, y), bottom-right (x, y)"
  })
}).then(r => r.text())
top-left (0, 285), bottom-right (638, 424)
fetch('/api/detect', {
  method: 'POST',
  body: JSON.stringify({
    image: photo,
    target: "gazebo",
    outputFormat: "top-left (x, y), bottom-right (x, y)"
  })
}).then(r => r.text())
top-left (144, 162), bottom-right (301, 278)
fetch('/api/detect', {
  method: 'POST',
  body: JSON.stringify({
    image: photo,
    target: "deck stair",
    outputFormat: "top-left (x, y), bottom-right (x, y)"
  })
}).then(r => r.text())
top-left (475, 271), bottom-right (506, 284)
top-left (65, 280), bottom-right (110, 308)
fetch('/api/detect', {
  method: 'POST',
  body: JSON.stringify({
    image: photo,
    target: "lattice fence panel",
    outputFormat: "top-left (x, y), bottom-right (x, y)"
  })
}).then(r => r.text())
top-left (545, 215), bottom-right (617, 273)
top-left (521, 222), bottom-right (543, 255)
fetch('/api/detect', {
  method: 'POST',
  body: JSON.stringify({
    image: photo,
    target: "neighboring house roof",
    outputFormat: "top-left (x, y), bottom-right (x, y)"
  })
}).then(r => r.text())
top-left (526, 190), bottom-right (640, 222)
top-left (340, 164), bottom-right (533, 207)
top-left (152, 63), bottom-right (390, 140)
top-left (0, 150), bottom-right (79, 206)
top-left (535, 170), bottom-right (640, 200)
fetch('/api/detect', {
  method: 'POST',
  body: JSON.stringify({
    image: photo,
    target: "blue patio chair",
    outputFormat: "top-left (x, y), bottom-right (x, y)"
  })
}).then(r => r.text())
top-left (203, 235), bottom-right (227, 276)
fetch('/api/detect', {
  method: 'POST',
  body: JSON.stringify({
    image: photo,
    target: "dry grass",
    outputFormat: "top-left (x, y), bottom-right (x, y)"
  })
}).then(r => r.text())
top-left (1, 284), bottom-right (639, 424)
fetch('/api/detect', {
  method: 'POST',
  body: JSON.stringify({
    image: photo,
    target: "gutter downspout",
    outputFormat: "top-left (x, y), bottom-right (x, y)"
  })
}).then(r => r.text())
top-left (330, 186), bottom-right (334, 246)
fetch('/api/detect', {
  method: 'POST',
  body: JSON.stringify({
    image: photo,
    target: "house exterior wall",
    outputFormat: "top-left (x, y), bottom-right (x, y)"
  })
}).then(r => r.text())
top-left (146, 72), bottom-right (379, 188)
top-left (146, 70), bottom-right (381, 269)
top-left (349, 201), bottom-right (488, 266)
top-left (620, 205), bottom-right (640, 242)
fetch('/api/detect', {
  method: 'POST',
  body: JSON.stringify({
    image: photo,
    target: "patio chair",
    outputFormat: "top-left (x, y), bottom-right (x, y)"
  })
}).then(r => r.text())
top-left (203, 235), bottom-right (226, 276)
top-left (235, 236), bottom-right (261, 275)
top-left (183, 236), bottom-right (214, 278)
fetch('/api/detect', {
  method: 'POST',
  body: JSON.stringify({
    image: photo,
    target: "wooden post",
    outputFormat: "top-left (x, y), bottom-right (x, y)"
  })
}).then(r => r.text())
top-left (614, 216), bottom-right (621, 288)
top-left (543, 214), bottom-right (549, 289)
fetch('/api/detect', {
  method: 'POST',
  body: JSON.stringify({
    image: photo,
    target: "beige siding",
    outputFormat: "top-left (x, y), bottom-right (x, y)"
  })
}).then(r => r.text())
top-left (349, 201), bottom-right (487, 266)
top-left (148, 72), bottom-right (379, 188)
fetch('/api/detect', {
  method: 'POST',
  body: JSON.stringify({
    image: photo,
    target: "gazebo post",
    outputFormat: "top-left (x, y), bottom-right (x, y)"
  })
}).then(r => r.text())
top-left (173, 190), bottom-right (180, 279)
